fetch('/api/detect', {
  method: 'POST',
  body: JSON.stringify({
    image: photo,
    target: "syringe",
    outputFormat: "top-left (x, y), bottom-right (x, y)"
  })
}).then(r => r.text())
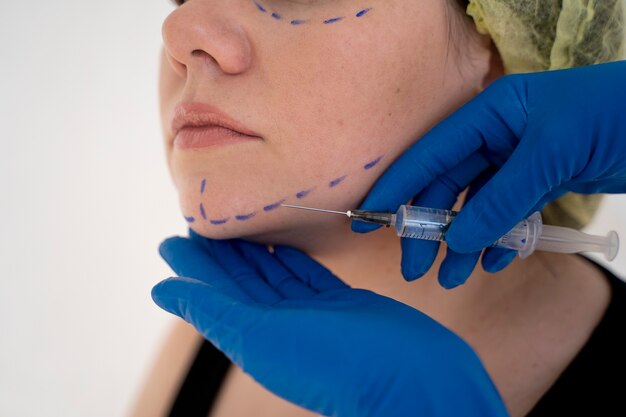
top-left (281, 204), bottom-right (620, 261)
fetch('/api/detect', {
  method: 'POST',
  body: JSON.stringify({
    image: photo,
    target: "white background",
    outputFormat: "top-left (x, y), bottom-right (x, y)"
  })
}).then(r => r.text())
top-left (1, 1), bottom-right (625, 416)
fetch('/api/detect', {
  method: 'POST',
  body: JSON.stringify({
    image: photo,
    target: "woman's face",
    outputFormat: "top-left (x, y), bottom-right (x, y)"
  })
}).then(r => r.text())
top-left (159, 0), bottom-right (492, 246)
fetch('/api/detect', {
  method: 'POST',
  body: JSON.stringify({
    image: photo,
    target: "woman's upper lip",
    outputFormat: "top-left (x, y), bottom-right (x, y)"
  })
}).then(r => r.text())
top-left (171, 102), bottom-right (261, 138)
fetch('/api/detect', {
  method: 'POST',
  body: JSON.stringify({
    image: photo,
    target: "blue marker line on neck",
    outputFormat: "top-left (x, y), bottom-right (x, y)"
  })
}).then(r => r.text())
top-left (254, 1), bottom-right (267, 12)
top-left (200, 203), bottom-right (207, 220)
top-left (236, 212), bottom-right (257, 221)
top-left (364, 155), bottom-right (383, 170)
top-left (264, 199), bottom-right (287, 212)
top-left (323, 16), bottom-right (345, 24)
top-left (296, 188), bottom-right (315, 199)
top-left (210, 218), bottom-right (230, 225)
top-left (356, 8), bottom-right (372, 17)
top-left (200, 179), bottom-right (206, 194)
top-left (329, 175), bottom-right (348, 188)
top-left (185, 216), bottom-right (196, 223)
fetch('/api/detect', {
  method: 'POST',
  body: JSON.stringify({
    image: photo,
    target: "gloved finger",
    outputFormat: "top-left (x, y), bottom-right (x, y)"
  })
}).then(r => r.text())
top-left (272, 245), bottom-right (349, 292)
top-left (437, 247), bottom-right (482, 289)
top-left (151, 276), bottom-right (252, 365)
top-left (189, 232), bottom-right (283, 304)
top-left (401, 153), bottom-right (492, 281)
top-left (159, 236), bottom-right (253, 302)
top-left (437, 167), bottom-right (504, 279)
top-left (481, 247), bottom-right (518, 274)
top-left (352, 77), bottom-right (525, 234)
top-left (235, 239), bottom-right (318, 299)
top-left (446, 129), bottom-right (574, 254)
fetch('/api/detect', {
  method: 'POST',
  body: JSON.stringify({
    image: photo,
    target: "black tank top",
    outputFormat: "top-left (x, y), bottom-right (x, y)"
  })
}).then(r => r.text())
top-left (168, 256), bottom-right (626, 417)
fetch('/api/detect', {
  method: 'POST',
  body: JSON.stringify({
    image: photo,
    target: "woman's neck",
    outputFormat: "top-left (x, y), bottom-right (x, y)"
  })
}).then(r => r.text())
top-left (280, 217), bottom-right (611, 417)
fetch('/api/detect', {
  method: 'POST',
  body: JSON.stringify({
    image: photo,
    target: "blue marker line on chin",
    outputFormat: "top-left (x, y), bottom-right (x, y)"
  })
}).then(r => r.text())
top-left (210, 218), bottom-right (230, 225)
top-left (364, 155), bottom-right (383, 170)
top-left (200, 203), bottom-right (207, 220)
top-left (271, 12), bottom-right (282, 20)
top-left (291, 19), bottom-right (308, 25)
top-left (236, 212), bottom-right (257, 221)
top-left (185, 216), bottom-right (196, 223)
top-left (264, 199), bottom-right (287, 212)
top-left (296, 188), bottom-right (315, 199)
top-left (329, 175), bottom-right (348, 187)
top-left (323, 16), bottom-right (345, 24)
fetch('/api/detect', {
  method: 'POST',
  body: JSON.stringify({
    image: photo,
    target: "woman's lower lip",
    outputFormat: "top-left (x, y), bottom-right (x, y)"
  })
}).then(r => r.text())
top-left (173, 126), bottom-right (259, 149)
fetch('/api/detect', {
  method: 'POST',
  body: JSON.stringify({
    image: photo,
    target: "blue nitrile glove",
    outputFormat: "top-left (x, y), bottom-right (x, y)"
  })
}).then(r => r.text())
top-left (152, 232), bottom-right (508, 417)
top-left (353, 61), bottom-right (626, 288)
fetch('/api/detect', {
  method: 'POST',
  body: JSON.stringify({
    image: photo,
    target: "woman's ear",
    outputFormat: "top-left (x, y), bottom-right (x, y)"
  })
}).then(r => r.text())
top-left (482, 40), bottom-right (505, 88)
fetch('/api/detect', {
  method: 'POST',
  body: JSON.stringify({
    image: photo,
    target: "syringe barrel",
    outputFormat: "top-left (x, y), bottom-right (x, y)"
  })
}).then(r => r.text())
top-left (394, 205), bottom-right (456, 241)
top-left (394, 205), bottom-right (542, 258)
top-left (392, 205), bottom-right (618, 260)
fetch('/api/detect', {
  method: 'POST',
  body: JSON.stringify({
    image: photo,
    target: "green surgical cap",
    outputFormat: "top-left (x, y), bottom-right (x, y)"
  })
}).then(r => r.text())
top-left (465, 0), bottom-right (625, 228)
top-left (467, 0), bottom-right (625, 73)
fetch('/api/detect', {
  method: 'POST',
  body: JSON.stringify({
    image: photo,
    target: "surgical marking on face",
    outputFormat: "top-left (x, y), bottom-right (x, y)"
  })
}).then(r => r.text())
top-left (189, 154), bottom-right (386, 226)
top-left (251, 1), bottom-right (373, 26)
top-left (264, 198), bottom-right (287, 212)
top-left (236, 212), bottom-right (258, 221)
top-left (364, 155), bottom-right (383, 170)
top-left (329, 175), bottom-right (348, 188)
top-left (323, 17), bottom-right (345, 24)
top-left (296, 188), bottom-right (315, 199)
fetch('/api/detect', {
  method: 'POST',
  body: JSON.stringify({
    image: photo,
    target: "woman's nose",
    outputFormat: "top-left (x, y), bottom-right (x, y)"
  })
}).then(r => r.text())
top-left (162, 3), bottom-right (253, 78)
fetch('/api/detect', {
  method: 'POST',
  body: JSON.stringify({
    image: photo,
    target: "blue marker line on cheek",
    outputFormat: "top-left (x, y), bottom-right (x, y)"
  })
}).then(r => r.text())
top-left (271, 12), bottom-right (282, 20)
top-left (200, 203), bottom-right (207, 220)
top-left (291, 19), bottom-right (308, 25)
top-left (200, 179), bottom-right (206, 194)
top-left (210, 218), bottom-right (230, 225)
top-left (364, 155), bottom-right (383, 170)
top-left (329, 175), bottom-right (348, 187)
top-left (185, 216), bottom-right (196, 223)
top-left (264, 199), bottom-right (287, 212)
top-left (356, 8), bottom-right (372, 17)
top-left (254, 1), bottom-right (267, 12)
top-left (236, 212), bottom-right (257, 221)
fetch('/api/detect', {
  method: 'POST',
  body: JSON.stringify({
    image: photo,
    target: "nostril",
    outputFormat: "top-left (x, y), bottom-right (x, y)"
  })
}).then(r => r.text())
top-left (192, 49), bottom-right (219, 66)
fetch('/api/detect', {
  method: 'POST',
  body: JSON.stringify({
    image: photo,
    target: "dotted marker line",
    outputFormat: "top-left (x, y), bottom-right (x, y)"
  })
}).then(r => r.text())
top-left (252, 1), bottom-right (372, 26)
top-left (185, 154), bottom-right (385, 224)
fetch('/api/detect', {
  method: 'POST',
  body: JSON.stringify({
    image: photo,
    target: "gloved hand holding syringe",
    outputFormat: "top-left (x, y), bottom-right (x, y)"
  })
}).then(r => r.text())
top-left (282, 204), bottom-right (620, 261)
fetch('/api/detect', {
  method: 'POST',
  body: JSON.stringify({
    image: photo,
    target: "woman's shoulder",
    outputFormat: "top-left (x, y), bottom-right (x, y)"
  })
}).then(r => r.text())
top-left (127, 320), bottom-right (204, 417)
top-left (528, 255), bottom-right (626, 416)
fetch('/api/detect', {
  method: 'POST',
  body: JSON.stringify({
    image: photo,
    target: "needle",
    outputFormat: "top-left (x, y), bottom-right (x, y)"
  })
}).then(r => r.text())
top-left (280, 204), bottom-right (352, 218)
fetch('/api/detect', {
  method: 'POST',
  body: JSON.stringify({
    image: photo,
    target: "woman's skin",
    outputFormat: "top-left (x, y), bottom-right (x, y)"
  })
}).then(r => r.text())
top-left (133, 1), bottom-right (612, 416)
